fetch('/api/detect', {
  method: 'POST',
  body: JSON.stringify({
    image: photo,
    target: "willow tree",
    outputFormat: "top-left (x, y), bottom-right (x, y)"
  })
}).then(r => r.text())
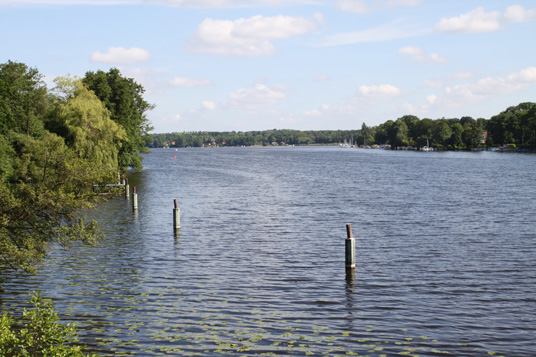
top-left (0, 132), bottom-right (114, 274)
top-left (49, 76), bottom-right (127, 168)
top-left (0, 68), bottom-right (119, 277)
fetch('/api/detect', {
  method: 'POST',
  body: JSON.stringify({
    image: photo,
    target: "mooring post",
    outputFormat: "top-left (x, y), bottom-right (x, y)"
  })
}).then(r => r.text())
top-left (345, 223), bottom-right (355, 269)
top-left (173, 199), bottom-right (180, 230)
top-left (125, 178), bottom-right (130, 199)
top-left (132, 186), bottom-right (138, 210)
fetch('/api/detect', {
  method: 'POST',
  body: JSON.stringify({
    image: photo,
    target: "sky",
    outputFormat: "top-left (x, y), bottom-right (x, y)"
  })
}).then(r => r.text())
top-left (1, 0), bottom-right (535, 133)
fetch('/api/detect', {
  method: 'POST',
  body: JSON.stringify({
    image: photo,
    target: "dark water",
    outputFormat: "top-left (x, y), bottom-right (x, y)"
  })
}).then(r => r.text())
top-left (2, 147), bottom-right (535, 356)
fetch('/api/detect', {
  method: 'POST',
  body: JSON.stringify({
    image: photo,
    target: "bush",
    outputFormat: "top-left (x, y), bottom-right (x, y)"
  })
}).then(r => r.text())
top-left (0, 291), bottom-right (96, 356)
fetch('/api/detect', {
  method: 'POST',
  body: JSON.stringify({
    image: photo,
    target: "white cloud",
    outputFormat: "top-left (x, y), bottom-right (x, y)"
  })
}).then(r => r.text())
top-left (304, 102), bottom-right (357, 117)
top-left (169, 77), bottom-right (213, 87)
top-left (397, 46), bottom-right (423, 56)
top-left (225, 84), bottom-right (286, 109)
top-left (425, 66), bottom-right (536, 111)
top-left (0, 0), bottom-right (312, 6)
top-left (426, 94), bottom-right (437, 104)
top-left (187, 14), bottom-right (320, 56)
top-left (435, 5), bottom-right (536, 34)
top-left (435, 7), bottom-right (502, 33)
top-left (150, 0), bottom-right (313, 7)
top-left (402, 102), bottom-right (417, 113)
top-left (90, 46), bottom-right (151, 65)
top-left (336, 0), bottom-right (422, 13)
top-left (422, 53), bottom-right (448, 63)
top-left (358, 84), bottom-right (401, 98)
top-left (202, 101), bottom-right (216, 110)
top-left (304, 109), bottom-right (323, 116)
top-left (337, 0), bottom-right (368, 14)
top-left (318, 21), bottom-right (427, 46)
top-left (386, 0), bottom-right (421, 6)
top-left (504, 5), bottom-right (536, 23)
top-left (507, 66), bottom-right (536, 82)
top-left (452, 72), bottom-right (475, 80)
top-left (398, 46), bottom-right (447, 63)
top-left (0, 0), bottom-right (137, 4)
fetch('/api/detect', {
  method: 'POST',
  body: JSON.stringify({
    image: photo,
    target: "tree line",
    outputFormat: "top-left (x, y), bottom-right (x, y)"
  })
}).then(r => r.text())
top-left (146, 129), bottom-right (361, 148)
top-left (1, 60), bottom-right (153, 355)
top-left (148, 102), bottom-right (536, 150)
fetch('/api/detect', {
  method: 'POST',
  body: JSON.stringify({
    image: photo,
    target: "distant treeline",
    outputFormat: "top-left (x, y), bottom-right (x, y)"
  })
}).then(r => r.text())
top-left (147, 129), bottom-right (360, 148)
top-left (147, 102), bottom-right (536, 150)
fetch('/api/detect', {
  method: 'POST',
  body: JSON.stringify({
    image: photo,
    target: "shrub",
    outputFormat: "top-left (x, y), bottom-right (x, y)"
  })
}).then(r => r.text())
top-left (0, 291), bottom-right (96, 356)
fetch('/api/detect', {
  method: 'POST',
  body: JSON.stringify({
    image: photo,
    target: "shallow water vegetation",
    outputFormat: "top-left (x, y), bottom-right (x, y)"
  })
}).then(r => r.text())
top-left (0, 291), bottom-right (96, 356)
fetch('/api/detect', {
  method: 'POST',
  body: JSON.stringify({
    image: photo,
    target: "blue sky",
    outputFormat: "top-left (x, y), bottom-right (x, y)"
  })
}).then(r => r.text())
top-left (1, 0), bottom-right (535, 133)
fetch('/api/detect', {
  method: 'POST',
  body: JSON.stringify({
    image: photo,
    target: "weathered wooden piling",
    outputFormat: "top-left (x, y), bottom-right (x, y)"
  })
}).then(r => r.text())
top-left (132, 186), bottom-right (138, 210)
top-left (125, 178), bottom-right (130, 199)
top-left (173, 199), bottom-right (180, 230)
top-left (345, 223), bottom-right (355, 269)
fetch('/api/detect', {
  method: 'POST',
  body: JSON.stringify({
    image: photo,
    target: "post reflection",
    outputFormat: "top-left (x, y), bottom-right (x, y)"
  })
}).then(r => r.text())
top-left (345, 267), bottom-right (356, 324)
top-left (173, 229), bottom-right (181, 248)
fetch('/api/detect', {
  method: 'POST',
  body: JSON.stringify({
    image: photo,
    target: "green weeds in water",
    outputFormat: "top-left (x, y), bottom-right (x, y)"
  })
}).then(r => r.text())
top-left (12, 265), bottom-right (506, 357)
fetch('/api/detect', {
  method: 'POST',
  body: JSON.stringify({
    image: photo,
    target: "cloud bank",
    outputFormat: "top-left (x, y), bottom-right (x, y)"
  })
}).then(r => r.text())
top-left (90, 47), bottom-right (151, 64)
top-left (435, 5), bottom-right (536, 34)
top-left (187, 14), bottom-right (322, 56)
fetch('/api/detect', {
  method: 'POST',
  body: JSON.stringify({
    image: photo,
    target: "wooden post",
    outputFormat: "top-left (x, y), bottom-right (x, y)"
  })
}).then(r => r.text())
top-left (132, 186), bottom-right (138, 210)
top-left (345, 223), bottom-right (355, 269)
top-left (125, 178), bottom-right (130, 199)
top-left (173, 199), bottom-right (180, 230)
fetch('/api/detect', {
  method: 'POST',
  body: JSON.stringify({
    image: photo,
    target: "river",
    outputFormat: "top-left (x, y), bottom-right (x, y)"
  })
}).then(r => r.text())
top-left (1, 147), bottom-right (535, 356)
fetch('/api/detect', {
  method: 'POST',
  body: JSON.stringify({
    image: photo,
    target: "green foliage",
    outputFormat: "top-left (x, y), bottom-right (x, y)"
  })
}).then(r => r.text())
top-left (148, 103), bottom-right (535, 151)
top-left (393, 119), bottom-right (409, 147)
top-left (0, 60), bottom-right (155, 356)
top-left (0, 291), bottom-right (96, 356)
top-left (83, 68), bottom-right (154, 170)
top-left (147, 129), bottom-right (361, 148)
top-left (487, 102), bottom-right (536, 147)
top-left (450, 122), bottom-right (464, 148)
top-left (0, 61), bottom-right (47, 137)
top-left (0, 131), bottom-right (113, 273)
top-left (49, 76), bottom-right (127, 168)
top-left (432, 120), bottom-right (452, 148)
top-left (0, 134), bottom-right (14, 179)
top-left (0, 61), bottom-right (152, 277)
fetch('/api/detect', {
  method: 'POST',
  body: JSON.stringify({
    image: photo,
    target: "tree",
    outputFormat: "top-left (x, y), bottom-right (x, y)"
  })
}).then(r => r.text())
top-left (488, 102), bottom-right (536, 147)
top-left (375, 120), bottom-right (393, 146)
top-left (399, 115), bottom-right (419, 145)
top-left (0, 131), bottom-right (114, 274)
top-left (450, 122), bottom-right (464, 149)
top-left (83, 68), bottom-right (154, 170)
top-left (0, 61), bottom-right (48, 137)
top-left (432, 120), bottom-right (452, 148)
top-left (0, 135), bottom-right (14, 178)
top-left (48, 76), bottom-right (127, 168)
top-left (360, 123), bottom-right (374, 146)
top-left (392, 118), bottom-right (409, 148)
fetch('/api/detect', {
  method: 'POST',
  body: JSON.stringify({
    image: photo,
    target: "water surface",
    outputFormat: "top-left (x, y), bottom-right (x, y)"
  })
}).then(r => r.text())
top-left (2, 147), bottom-right (535, 356)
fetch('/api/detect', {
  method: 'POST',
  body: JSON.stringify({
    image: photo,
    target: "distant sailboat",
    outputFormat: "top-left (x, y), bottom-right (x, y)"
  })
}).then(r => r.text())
top-left (339, 139), bottom-right (351, 148)
top-left (422, 138), bottom-right (433, 151)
